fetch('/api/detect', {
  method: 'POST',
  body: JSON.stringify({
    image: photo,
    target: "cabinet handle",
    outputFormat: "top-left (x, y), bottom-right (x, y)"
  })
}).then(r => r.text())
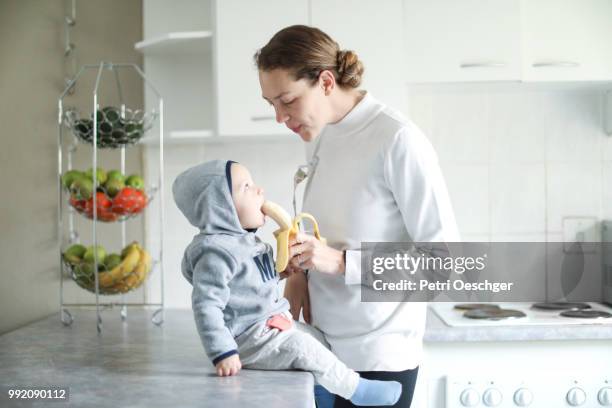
top-left (251, 115), bottom-right (276, 122)
top-left (532, 61), bottom-right (580, 68)
top-left (460, 62), bottom-right (507, 68)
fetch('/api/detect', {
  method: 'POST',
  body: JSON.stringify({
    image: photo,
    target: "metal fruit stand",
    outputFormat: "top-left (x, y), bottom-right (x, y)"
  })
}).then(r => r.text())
top-left (57, 62), bottom-right (165, 333)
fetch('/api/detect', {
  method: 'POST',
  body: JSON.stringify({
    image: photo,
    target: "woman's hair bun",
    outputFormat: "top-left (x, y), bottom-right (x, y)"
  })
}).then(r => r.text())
top-left (336, 50), bottom-right (364, 88)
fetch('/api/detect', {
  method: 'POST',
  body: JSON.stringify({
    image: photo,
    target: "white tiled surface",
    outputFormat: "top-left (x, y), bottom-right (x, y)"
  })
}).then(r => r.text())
top-left (408, 87), bottom-right (609, 242)
top-left (490, 163), bottom-right (546, 234)
top-left (440, 163), bottom-right (489, 235)
top-left (546, 162), bottom-right (602, 233)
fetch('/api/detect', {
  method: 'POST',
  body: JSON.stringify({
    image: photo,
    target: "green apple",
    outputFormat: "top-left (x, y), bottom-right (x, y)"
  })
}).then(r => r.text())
top-left (104, 253), bottom-right (122, 270)
top-left (104, 178), bottom-right (125, 198)
top-left (75, 262), bottom-right (95, 279)
top-left (63, 244), bottom-right (87, 265)
top-left (106, 170), bottom-right (124, 183)
top-left (83, 245), bottom-right (106, 264)
top-left (70, 178), bottom-right (93, 200)
top-left (85, 167), bottom-right (107, 186)
top-left (125, 174), bottom-right (144, 190)
top-left (61, 170), bottom-right (84, 190)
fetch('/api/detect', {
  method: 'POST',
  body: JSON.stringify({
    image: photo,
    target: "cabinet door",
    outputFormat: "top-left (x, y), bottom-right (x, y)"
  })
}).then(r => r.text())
top-left (404, 0), bottom-right (521, 83)
top-left (521, 0), bottom-right (612, 81)
top-left (310, 0), bottom-right (407, 112)
top-left (214, 0), bottom-right (308, 137)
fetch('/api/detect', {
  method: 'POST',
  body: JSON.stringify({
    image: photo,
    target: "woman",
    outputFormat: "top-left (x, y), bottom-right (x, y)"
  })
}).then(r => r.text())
top-left (254, 25), bottom-right (459, 407)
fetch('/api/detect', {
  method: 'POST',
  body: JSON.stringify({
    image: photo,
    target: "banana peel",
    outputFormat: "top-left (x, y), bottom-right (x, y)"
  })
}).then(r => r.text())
top-left (261, 201), bottom-right (326, 272)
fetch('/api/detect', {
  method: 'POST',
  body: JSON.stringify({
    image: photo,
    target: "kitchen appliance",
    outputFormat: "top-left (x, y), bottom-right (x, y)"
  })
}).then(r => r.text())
top-left (417, 302), bottom-right (612, 408)
top-left (432, 302), bottom-right (612, 327)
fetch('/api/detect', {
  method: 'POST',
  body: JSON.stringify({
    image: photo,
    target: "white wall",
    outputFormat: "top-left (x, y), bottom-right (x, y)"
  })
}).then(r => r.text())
top-left (0, 0), bottom-right (143, 334)
top-left (155, 85), bottom-right (609, 308)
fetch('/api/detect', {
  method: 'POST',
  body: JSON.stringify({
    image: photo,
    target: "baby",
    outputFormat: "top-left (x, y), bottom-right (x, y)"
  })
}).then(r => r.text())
top-left (172, 159), bottom-right (401, 406)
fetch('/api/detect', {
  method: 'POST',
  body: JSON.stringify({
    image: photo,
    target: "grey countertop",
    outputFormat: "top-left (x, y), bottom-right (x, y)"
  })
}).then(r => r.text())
top-left (0, 308), bottom-right (314, 408)
top-left (424, 306), bottom-right (612, 342)
top-left (3, 306), bottom-right (612, 408)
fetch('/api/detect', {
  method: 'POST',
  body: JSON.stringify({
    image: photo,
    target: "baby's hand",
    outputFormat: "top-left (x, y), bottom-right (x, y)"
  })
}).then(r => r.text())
top-left (215, 354), bottom-right (242, 377)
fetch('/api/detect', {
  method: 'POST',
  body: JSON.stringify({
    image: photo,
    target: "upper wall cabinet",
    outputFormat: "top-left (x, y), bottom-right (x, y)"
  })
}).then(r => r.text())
top-left (521, 0), bottom-right (612, 82)
top-left (139, 0), bottom-right (407, 140)
top-left (404, 0), bottom-right (612, 83)
top-left (311, 0), bottom-right (407, 111)
top-left (404, 0), bottom-right (522, 83)
top-left (214, 0), bottom-right (308, 137)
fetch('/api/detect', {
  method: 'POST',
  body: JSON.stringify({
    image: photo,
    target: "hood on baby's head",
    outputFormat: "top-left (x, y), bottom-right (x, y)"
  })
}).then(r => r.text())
top-left (172, 160), bottom-right (245, 235)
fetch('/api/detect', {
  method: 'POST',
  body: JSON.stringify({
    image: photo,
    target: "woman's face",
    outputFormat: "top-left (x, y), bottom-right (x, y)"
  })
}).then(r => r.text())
top-left (259, 68), bottom-right (329, 142)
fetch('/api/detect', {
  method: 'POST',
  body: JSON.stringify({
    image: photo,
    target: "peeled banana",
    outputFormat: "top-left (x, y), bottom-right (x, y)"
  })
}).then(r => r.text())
top-left (261, 201), bottom-right (326, 272)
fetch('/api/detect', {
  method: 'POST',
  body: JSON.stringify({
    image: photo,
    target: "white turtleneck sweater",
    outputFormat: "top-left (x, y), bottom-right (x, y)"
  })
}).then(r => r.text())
top-left (302, 92), bottom-right (459, 371)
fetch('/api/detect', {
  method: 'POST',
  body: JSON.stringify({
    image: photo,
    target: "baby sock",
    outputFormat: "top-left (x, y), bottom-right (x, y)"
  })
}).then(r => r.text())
top-left (349, 377), bottom-right (402, 406)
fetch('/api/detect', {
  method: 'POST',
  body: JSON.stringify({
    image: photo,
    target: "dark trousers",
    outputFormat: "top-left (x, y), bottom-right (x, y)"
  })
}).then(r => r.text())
top-left (322, 366), bottom-right (419, 408)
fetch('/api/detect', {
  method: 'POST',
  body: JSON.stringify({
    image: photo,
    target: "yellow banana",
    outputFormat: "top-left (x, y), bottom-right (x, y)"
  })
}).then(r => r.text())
top-left (261, 201), bottom-right (326, 272)
top-left (109, 247), bottom-right (151, 293)
top-left (97, 242), bottom-right (141, 288)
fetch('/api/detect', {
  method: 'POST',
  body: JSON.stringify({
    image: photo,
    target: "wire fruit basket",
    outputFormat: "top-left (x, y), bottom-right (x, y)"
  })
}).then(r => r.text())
top-left (58, 62), bottom-right (165, 332)
top-left (62, 242), bottom-right (154, 295)
top-left (63, 106), bottom-right (157, 148)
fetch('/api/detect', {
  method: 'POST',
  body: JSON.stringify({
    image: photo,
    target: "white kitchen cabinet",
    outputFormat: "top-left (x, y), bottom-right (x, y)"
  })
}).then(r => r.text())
top-left (404, 0), bottom-right (522, 83)
top-left (310, 0), bottom-right (407, 111)
top-left (138, 0), bottom-right (215, 143)
top-left (214, 0), bottom-right (308, 137)
top-left (521, 0), bottom-right (612, 82)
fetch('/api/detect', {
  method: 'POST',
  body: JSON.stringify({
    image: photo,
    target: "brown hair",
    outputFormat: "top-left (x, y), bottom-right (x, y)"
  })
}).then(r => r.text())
top-left (254, 25), bottom-right (364, 89)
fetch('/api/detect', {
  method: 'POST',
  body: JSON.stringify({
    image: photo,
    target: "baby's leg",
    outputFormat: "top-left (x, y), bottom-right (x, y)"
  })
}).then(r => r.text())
top-left (237, 320), bottom-right (401, 406)
top-left (289, 323), bottom-right (402, 406)
top-left (264, 324), bottom-right (360, 400)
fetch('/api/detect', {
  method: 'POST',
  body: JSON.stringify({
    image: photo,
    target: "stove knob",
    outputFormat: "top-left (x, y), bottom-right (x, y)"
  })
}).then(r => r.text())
top-left (513, 388), bottom-right (533, 406)
top-left (566, 387), bottom-right (586, 406)
top-left (483, 388), bottom-right (503, 406)
top-left (460, 388), bottom-right (480, 407)
top-left (599, 387), bottom-right (612, 406)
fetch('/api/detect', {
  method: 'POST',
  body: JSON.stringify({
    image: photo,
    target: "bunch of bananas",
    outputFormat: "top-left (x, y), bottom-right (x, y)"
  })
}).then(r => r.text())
top-left (63, 241), bottom-right (152, 295)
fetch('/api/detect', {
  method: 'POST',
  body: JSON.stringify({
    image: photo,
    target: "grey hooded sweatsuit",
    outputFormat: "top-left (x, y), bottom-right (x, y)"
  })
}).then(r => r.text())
top-left (172, 160), bottom-right (359, 399)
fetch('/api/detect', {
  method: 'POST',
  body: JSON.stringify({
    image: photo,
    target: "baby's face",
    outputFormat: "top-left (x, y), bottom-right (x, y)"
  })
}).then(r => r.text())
top-left (230, 164), bottom-right (266, 229)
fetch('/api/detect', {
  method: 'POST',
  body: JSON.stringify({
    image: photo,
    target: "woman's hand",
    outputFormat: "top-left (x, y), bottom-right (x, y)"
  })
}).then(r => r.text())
top-left (289, 232), bottom-right (345, 275)
top-left (283, 270), bottom-right (311, 324)
top-left (215, 354), bottom-right (242, 377)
